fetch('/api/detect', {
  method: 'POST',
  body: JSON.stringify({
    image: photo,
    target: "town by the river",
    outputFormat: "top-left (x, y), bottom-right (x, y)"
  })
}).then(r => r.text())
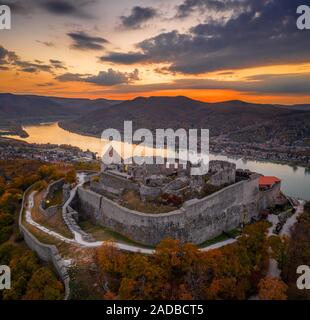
top-left (6, 122), bottom-right (310, 201)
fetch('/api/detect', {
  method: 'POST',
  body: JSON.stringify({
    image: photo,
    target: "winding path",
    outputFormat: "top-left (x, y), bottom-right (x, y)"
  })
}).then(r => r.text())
top-left (26, 190), bottom-right (154, 254)
top-left (280, 200), bottom-right (305, 237)
top-left (266, 199), bottom-right (305, 278)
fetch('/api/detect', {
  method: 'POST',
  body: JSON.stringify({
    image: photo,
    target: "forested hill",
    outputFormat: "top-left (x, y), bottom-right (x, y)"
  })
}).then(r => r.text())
top-left (62, 96), bottom-right (306, 141)
top-left (0, 93), bottom-right (122, 124)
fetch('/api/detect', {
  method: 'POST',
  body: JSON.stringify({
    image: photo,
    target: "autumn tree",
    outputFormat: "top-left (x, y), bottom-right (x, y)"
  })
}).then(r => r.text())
top-left (95, 222), bottom-right (272, 300)
top-left (258, 277), bottom-right (288, 300)
top-left (0, 160), bottom-right (66, 301)
top-left (269, 235), bottom-right (289, 271)
top-left (281, 202), bottom-right (310, 299)
top-left (119, 254), bottom-right (165, 300)
top-left (24, 267), bottom-right (64, 300)
top-left (96, 242), bottom-right (127, 293)
top-left (65, 169), bottom-right (77, 184)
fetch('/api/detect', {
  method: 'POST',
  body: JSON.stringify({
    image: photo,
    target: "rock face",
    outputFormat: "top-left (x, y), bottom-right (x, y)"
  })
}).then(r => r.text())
top-left (75, 174), bottom-right (262, 246)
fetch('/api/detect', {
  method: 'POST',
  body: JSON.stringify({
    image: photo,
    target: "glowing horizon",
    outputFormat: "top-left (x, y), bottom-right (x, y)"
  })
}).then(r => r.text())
top-left (1, 0), bottom-right (310, 105)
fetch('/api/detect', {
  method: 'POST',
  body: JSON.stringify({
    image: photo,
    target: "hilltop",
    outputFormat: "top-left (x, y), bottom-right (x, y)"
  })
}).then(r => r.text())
top-left (0, 93), bottom-right (122, 125)
top-left (61, 95), bottom-right (298, 138)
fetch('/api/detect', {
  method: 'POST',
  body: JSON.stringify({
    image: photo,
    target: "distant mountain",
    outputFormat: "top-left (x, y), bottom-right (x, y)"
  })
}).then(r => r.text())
top-left (279, 104), bottom-right (310, 111)
top-left (228, 110), bottom-right (310, 146)
top-left (2, 93), bottom-right (309, 146)
top-left (62, 96), bottom-right (296, 138)
top-left (0, 93), bottom-right (122, 124)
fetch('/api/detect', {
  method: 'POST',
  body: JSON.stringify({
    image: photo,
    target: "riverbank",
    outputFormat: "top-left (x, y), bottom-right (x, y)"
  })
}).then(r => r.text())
top-left (59, 120), bottom-right (310, 169)
top-left (5, 122), bottom-right (310, 201)
top-left (0, 124), bottom-right (29, 138)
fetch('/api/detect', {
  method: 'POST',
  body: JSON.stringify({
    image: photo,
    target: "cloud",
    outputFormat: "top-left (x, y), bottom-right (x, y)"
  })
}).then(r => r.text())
top-left (101, 0), bottom-right (310, 75)
top-left (42, 0), bottom-right (80, 15)
top-left (14, 60), bottom-right (52, 73)
top-left (37, 82), bottom-right (55, 87)
top-left (3, 0), bottom-right (98, 18)
top-left (68, 31), bottom-right (109, 50)
top-left (0, 46), bottom-right (19, 66)
top-left (99, 52), bottom-right (147, 65)
top-left (49, 59), bottom-right (67, 69)
top-left (56, 68), bottom-right (140, 86)
top-left (55, 72), bottom-right (89, 82)
top-left (120, 6), bottom-right (158, 29)
top-left (36, 40), bottom-right (55, 47)
top-left (110, 72), bottom-right (310, 95)
top-left (0, 45), bottom-right (67, 73)
top-left (175, 0), bottom-right (245, 18)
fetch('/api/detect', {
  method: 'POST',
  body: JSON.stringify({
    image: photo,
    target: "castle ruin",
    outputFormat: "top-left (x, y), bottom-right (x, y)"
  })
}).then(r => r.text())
top-left (69, 156), bottom-right (286, 246)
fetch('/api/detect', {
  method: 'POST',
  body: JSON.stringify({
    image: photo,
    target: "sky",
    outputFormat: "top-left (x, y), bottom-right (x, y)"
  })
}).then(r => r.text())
top-left (0, 0), bottom-right (310, 104)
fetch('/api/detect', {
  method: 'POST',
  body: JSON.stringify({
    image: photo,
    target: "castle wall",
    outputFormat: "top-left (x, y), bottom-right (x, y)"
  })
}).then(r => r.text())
top-left (92, 171), bottom-right (139, 195)
top-left (19, 187), bottom-right (70, 300)
top-left (259, 182), bottom-right (284, 210)
top-left (100, 172), bottom-right (139, 191)
top-left (76, 174), bottom-right (260, 246)
top-left (208, 161), bottom-right (236, 186)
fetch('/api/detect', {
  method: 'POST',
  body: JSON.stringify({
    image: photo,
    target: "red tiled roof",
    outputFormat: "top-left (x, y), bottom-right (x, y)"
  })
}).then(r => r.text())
top-left (259, 176), bottom-right (281, 186)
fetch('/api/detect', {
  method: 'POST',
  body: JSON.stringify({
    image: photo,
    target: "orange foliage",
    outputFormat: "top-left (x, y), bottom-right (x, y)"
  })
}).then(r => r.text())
top-left (96, 222), bottom-right (270, 300)
top-left (258, 277), bottom-right (288, 300)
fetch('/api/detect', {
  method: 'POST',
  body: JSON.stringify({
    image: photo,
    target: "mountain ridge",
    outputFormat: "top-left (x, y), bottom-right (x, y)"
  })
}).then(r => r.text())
top-left (0, 93), bottom-right (123, 124)
top-left (60, 95), bottom-right (304, 139)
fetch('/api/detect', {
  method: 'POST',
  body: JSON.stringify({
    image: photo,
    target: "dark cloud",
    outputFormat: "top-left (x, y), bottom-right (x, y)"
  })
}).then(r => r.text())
top-left (49, 59), bottom-right (67, 69)
top-left (36, 40), bottom-right (55, 47)
top-left (68, 31), bottom-right (109, 50)
top-left (15, 60), bottom-right (52, 73)
top-left (243, 73), bottom-right (310, 94)
top-left (102, 0), bottom-right (310, 75)
top-left (111, 73), bottom-right (310, 95)
top-left (42, 1), bottom-right (78, 15)
top-left (0, 45), bottom-right (67, 73)
top-left (55, 72), bottom-right (88, 82)
top-left (120, 6), bottom-right (157, 29)
top-left (217, 71), bottom-right (235, 76)
top-left (171, 73), bottom-right (310, 94)
top-left (37, 82), bottom-right (55, 87)
top-left (100, 52), bottom-right (147, 65)
top-left (0, 45), bottom-right (18, 66)
top-left (3, 0), bottom-right (97, 18)
top-left (56, 68), bottom-right (140, 86)
top-left (176, 0), bottom-right (245, 18)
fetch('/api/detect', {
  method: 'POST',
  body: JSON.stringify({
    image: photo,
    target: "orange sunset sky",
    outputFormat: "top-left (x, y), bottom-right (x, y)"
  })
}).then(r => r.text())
top-left (1, 0), bottom-right (310, 104)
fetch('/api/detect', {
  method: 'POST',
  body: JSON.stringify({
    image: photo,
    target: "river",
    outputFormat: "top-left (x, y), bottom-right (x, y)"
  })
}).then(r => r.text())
top-left (6, 122), bottom-right (310, 201)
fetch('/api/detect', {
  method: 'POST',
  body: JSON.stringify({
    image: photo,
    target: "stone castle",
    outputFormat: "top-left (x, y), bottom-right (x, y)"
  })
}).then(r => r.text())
top-left (69, 155), bottom-right (286, 246)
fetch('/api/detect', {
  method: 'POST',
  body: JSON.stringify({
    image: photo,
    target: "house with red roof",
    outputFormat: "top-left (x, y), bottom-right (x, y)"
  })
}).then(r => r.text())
top-left (259, 176), bottom-right (281, 190)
